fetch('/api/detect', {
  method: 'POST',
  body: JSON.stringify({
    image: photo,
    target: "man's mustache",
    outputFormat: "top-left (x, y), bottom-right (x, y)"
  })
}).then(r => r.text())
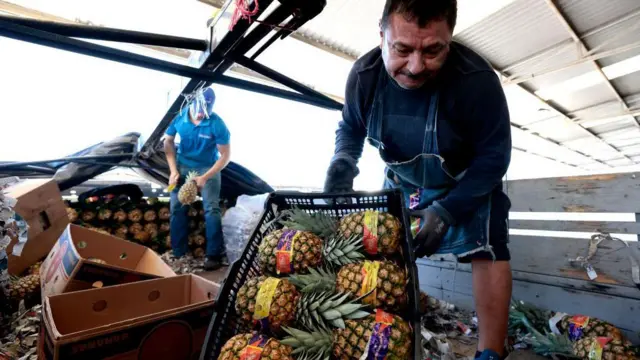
top-left (400, 70), bottom-right (435, 80)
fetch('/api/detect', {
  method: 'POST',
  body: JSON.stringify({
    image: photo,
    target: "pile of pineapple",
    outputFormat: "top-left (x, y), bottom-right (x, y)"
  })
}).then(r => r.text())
top-left (510, 301), bottom-right (638, 360)
top-left (217, 207), bottom-right (418, 360)
top-left (2, 261), bottom-right (43, 311)
top-left (65, 194), bottom-right (220, 257)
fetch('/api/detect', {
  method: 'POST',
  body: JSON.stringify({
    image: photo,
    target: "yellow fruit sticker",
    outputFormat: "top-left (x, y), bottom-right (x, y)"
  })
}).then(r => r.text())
top-left (239, 333), bottom-right (270, 360)
top-left (253, 277), bottom-right (281, 326)
top-left (276, 230), bottom-right (300, 274)
top-left (360, 260), bottom-right (380, 304)
top-left (363, 210), bottom-right (379, 255)
top-left (587, 337), bottom-right (612, 360)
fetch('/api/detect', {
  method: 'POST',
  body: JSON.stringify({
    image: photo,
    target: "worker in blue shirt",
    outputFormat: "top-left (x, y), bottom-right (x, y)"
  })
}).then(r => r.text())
top-left (323, 1), bottom-right (512, 359)
top-left (164, 87), bottom-right (231, 271)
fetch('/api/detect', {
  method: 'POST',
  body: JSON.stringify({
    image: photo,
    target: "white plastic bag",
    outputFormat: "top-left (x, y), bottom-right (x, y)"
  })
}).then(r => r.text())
top-left (222, 193), bottom-right (270, 264)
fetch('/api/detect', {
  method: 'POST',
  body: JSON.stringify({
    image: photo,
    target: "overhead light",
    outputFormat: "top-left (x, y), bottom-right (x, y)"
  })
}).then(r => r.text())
top-left (70, 190), bottom-right (77, 195)
top-left (535, 54), bottom-right (640, 101)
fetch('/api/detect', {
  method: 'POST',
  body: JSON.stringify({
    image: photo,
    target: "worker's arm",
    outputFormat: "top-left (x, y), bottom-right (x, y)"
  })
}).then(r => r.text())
top-left (324, 65), bottom-right (367, 192)
top-left (200, 144), bottom-right (230, 182)
top-left (195, 114), bottom-right (231, 188)
top-left (433, 72), bottom-right (512, 225)
top-left (164, 118), bottom-right (180, 186)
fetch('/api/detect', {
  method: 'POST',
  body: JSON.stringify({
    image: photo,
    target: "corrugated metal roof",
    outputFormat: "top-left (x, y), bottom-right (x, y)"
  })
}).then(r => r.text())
top-left (455, 0), bottom-right (570, 69)
top-left (557, 0), bottom-right (640, 35)
top-left (611, 71), bottom-right (640, 97)
top-left (551, 83), bottom-right (618, 112)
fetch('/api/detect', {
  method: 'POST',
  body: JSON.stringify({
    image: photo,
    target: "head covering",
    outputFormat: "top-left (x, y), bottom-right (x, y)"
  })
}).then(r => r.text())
top-left (188, 87), bottom-right (216, 121)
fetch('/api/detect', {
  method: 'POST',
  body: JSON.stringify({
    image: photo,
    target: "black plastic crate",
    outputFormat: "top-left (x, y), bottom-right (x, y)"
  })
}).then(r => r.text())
top-left (200, 189), bottom-right (421, 360)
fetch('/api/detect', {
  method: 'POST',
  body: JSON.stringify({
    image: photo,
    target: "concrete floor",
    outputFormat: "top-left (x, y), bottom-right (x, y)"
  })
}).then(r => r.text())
top-left (198, 266), bottom-right (230, 286)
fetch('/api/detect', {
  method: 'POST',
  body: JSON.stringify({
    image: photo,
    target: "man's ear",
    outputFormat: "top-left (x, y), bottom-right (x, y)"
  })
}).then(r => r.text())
top-left (379, 20), bottom-right (384, 48)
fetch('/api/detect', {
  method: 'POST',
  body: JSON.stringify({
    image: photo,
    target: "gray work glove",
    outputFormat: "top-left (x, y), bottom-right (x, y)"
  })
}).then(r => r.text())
top-left (411, 206), bottom-right (450, 258)
top-left (323, 158), bottom-right (358, 193)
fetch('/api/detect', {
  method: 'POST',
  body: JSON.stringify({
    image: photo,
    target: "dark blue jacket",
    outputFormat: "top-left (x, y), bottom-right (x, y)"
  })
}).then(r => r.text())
top-left (332, 42), bottom-right (512, 223)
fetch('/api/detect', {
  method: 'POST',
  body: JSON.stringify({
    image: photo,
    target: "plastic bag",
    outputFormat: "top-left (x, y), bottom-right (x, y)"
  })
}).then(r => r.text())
top-left (222, 193), bottom-right (270, 264)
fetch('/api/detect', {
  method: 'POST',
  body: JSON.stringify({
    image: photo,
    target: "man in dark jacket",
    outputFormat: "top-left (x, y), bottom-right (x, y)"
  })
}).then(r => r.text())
top-left (323, 1), bottom-right (513, 359)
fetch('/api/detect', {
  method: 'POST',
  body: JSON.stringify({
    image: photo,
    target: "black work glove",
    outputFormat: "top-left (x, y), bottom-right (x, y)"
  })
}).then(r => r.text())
top-left (411, 207), bottom-right (450, 258)
top-left (323, 158), bottom-right (358, 193)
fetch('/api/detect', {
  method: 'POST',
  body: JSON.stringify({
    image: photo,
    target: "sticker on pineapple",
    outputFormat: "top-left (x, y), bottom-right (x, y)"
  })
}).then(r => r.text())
top-left (362, 210), bottom-right (379, 255)
top-left (587, 337), bottom-right (611, 360)
top-left (410, 218), bottom-right (421, 239)
top-left (568, 315), bottom-right (590, 341)
top-left (360, 261), bottom-right (380, 304)
top-left (239, 333), bottom-right (270, 360)
top-left (253, 277), bottom-right (281, 328)
top-left (275, 230), bottom-right (300, 274)
top-left (364, 309), bottom-right (394, 360)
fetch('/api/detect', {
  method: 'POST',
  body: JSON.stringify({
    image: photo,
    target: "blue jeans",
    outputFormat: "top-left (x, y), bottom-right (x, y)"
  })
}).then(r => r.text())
top-left (170, 166), bottom-right (224, 258)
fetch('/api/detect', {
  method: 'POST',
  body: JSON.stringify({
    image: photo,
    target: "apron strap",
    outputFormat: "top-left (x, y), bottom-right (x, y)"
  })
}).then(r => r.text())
top-left (422, 91), bottom-right (440, 154)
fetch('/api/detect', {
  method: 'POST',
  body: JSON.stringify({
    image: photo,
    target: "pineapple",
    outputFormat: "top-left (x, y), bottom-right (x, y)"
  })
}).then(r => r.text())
top-left (288, 260), bottom-right (408, 312)
top-left (98, 208), bottom-right (113, 221)
top-left (178, 171), bottom-right (199, 205)
top-left (67, 207), bottom-right (79, 223)
top-left (97, 227), bottom-right (111, 235)
top-left (194, 234), bottom-right (206, 247)
top-left (114, 209), bottom-right (128, 223)
top-left (158, 207), bottom-right (170, 221)
top-left (128, 209), bottom-right (143, 222)
top-left (188, 233), bottom-right (196, 247)
top-left (81, 210), bottom-right (96, 222)
top-left (258, 229), bottom-right (364, 275)
top-left (147, 197), bottom-right (159, 206)
top-left (144, 209), bottom-right (157, 222)
top-left (281, 208), bottom-right (402, 256)
top-left (218, 333), bottom-right (294, 360)
top-left (419, 291), bottom-right (429, 316)
top-left (573, 336), bottom-right (636, 360)
top-left (28, 261), bottom-right (43, 276)
top-left (134, 231), bottom-right (151, 243)
top-left (339, 211), bottom-right (402, 256)
top-left (281, 309), bottom-right (412, 360)
top-left (188, 207), bottom-right (198, 218)
top-left (235, 276), bottom-right (370, 335)
top-left (8, 274), bottom-right (40, 303)
top-left (129, 223), bottom-right (143, 235)
top-left (159, 222), bottom-right (170, 233)
top-left (114, 225), bottom-right (128, 239)
top-left (189, 219), bottom-right (197, 230)
top-left (193, 247), bottom-right (205, 258)
top-left (198, 221), bottom-right (206, 232)
top-left (556, 315), bottom-right (626, 342)
top-left (144, 223), bottom-right (159, 239)
top-left (165, 234), bottom-right (172, 249)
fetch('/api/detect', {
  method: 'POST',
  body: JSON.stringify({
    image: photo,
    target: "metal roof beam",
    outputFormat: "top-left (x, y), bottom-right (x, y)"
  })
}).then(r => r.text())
top-left (198, 0), bottom-right (359, 61)
top-left (544, 0), bottom-right (636, 129)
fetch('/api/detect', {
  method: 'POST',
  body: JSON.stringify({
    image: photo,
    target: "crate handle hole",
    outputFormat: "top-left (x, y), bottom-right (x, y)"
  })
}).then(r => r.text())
top-left (92, 281), bottom-right (103, 288)
top-left (93, 300), bottom-right (107, 312)
top-left (148, 290), bottom-right (161, 302)
top-left (120, 253), bottom-right (128, 260)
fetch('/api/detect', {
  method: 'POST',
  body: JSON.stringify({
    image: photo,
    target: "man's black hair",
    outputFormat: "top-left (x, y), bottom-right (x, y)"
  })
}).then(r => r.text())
top-left (381, 0), bottom-right (457, 31)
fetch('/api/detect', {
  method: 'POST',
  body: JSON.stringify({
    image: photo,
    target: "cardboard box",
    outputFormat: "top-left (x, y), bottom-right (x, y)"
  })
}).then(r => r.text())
top-left (4, 179), bottom-right (69, 275)
top-left (40, 224), bottom-right (175, 298)
top-left (38, 274), bottom-right (219, 360)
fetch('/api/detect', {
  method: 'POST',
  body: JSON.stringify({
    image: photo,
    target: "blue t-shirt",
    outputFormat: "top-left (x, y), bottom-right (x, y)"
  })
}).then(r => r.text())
top-left (165, 107), bottom-right (230, 168)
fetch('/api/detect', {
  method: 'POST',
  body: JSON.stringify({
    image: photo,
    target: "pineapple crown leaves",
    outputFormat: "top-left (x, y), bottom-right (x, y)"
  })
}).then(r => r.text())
top-left (185, 171), bottom-right (200, 182)
top-left (278, 207), bottom-right (338, 238)
top-left (288, 268), bottom-right (337, 293)
top-left (281, 326), bottom-right (333, 360)
top-left (322, 234), bottom-right (365, 267)
top-left (297, 291), bottom-right (371, 330)
top-left (509, 304), bottom-right (576, 358)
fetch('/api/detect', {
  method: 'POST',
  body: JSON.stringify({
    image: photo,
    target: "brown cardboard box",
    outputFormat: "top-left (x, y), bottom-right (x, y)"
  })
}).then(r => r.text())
top-left (4, 179), bottom-right (69, 275)
top-left (38, 274), bottom-right (219, 360)
top-left (40, 224), bottom-right (175, 298)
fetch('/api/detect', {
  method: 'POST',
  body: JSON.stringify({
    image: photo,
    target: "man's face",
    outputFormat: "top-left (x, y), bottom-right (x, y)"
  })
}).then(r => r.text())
top-left (380, 13), bottom-right (452, 90)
